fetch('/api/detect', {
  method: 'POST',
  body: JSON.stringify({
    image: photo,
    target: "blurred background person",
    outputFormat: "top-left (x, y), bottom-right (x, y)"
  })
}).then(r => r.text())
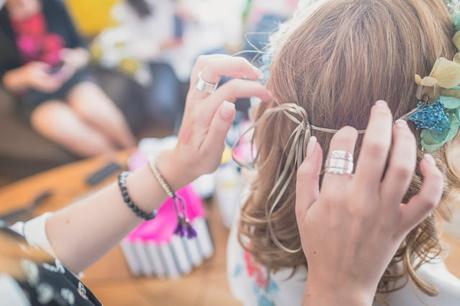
top-left (91, 0), bottom-right (179, 129)
top-left (92, 0), bottom-right (246, 130)
top-left (0, 0), bottom-right (136, 157)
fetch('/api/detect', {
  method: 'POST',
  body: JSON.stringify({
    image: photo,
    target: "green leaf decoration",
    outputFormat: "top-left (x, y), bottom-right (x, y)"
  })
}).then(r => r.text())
top-left (421, 129), bottom-right (447, 152)
top-left (445, 111), bottom-right (460, 143)
top-left (440, 96), bottom-right (460, 109)
top-left (421, 128), bottom-right (446, 144)
top-left (420, 111), bottom-right (460, 152)
top-left (454, 14), bottom-right (460, 32)
top-left (454, 108), bottom-right (460, 121)
top-left (420, 140), bottom-right (445, 153)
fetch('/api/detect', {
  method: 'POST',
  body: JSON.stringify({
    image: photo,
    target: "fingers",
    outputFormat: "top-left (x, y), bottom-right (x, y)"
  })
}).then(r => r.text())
top-left (354, 101), bottom-right (393, 190)
top-left (295, 137), bottom-right (323, 221)
top-left (34, 78), bottom-right (61, 93)
top-left (381, 120), bottom-right (417, 206)
top-left (399, 154), bottom-right (444, 234)
top-left (198, 79), bottom-right (271, 126)
top-left (192, 55), bottom-right (263, 84)
top-left (200, 101), bottom-right (236, 162)
top-left (189, 55), bottom-right (263, 100)
top-left (30, 61), bottom-right (50, 70)
top-left (321, 126), bottom-right (358, 192)
top-left (211, 79), bottom-right (271, 103)
top-left (200, 56), bottom-right (263, 83)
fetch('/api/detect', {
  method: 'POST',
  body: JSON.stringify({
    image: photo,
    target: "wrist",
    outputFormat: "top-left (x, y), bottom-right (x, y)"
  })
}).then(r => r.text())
top-left (155, 150), bottom-right (196, 191)
top-left (304, 276), bottom-right (374, 306)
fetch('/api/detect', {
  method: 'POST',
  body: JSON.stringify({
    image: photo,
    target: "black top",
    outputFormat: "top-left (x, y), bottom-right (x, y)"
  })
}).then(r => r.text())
top-left (1, 226), bottom-right (102, 306)
top-left (0, 0), bottom-right (84, 83)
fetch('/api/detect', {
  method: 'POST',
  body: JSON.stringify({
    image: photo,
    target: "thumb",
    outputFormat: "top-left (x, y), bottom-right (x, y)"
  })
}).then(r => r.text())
top-left (295, 137), bottom-right (323, 222)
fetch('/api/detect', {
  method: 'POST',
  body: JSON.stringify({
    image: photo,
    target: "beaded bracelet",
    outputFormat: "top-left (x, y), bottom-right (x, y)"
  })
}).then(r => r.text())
top-left (149, 157), bottom-right (197, 239)
top-left (118, 172), bottom-right (157, 221)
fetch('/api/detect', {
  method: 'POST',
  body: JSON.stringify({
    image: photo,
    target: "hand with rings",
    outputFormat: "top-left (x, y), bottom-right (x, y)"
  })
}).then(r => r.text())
top-left (295, 100), bottom-right (444, 306)
top-left (156, 55), bottom-right (272, 189)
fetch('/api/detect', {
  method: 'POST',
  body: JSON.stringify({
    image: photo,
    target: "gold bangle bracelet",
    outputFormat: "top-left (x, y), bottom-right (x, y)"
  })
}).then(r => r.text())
top-left (148, 157), bottom-right (174, 198)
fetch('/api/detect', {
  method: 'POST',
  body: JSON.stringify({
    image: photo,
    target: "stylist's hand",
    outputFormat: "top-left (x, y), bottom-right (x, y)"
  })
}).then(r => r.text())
top-left (158, 55), bottom-right (271, 189)
top-left (296, 101), bottom-right (444, 306)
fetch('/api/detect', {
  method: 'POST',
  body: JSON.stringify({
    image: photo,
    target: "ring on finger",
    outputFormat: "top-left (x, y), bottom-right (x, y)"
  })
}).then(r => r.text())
top-left (196, 72), bottom-right (218, 94)
top-left (325, 150), bottom-right (354, 175)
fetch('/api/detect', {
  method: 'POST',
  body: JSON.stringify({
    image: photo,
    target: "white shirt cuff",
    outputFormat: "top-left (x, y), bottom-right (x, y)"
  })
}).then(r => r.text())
top-left (11, 213), bottom-right (55, 257)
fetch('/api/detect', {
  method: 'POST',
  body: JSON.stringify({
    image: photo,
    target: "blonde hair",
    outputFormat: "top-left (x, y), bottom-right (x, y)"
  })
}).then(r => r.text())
top-left (239, 0), bottom-right (458, 295)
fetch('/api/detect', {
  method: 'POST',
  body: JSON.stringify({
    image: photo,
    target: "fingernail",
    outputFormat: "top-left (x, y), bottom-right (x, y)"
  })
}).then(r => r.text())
top-left (375, 100), bottom-right (388, 108)
top-left (424, 154), bottom-right (436, 166)
top-left (395, 119), bottom-right (407, 128)
top-left (306, 136), bottom-right (317, 158)
top-left (220, 101), bottom-right (235, 120)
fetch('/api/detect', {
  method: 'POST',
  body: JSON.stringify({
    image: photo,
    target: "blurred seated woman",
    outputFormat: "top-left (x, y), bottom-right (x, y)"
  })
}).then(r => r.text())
top-left (0, 0), bottom-right (136, 157)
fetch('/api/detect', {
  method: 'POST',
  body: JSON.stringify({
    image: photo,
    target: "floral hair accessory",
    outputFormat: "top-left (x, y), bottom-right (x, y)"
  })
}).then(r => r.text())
top-left (407, 98), bottom-right (460, 152)
top-left (407, 54), bottom-right (460, 152)
top-left (403, 2), bottom-right (460, 152)
top-left (408, 101), bottom-right (450, 132)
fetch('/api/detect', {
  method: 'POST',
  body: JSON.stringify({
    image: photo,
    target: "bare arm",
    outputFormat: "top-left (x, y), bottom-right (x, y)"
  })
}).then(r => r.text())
top-left (2, 67), bottom-right (28, 92)
top-left (45, 165), bottom-right (169, 273)
top-left (3, 62), bottom-right (62, 93)
top-left (45, 55), bottom-right (269, 273)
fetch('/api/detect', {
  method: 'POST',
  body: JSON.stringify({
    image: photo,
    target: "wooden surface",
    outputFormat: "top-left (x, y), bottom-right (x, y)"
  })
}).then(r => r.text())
top-left (0, 155), bottom-right (239, 306)
top-left (0, 155), bottom-right (460, 306)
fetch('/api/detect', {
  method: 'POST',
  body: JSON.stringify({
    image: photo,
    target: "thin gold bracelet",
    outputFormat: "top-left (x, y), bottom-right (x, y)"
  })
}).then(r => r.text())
top-left (148, 156), bottom-right (197, 239)
top-left (148, 156), bottom-right (174, 198)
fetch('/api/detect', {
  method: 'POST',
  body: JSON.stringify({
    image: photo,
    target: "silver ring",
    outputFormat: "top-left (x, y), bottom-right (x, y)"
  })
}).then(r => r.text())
top-left (325, 150), bottom-right (354, 175)
top-left (329, 150), bottom-right (353, 162)
top-left (196, 72), bottom-right (218, 94)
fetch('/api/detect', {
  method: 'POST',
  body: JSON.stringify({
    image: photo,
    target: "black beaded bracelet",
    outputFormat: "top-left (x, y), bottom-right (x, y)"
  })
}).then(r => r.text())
top-left (118, 172), bottom-right (157, 221)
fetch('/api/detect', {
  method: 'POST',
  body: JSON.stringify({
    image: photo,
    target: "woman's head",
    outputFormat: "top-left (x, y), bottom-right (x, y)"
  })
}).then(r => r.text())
top-left (240, 0), bottom-right (458, 294)
top-left (6, 0), bottom-right (40, 20)
top-left (126, 0), bottom-right (154, 19)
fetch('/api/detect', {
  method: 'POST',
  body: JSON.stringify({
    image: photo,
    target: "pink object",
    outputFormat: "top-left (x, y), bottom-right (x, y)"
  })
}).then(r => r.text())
top-left (17, 36), bottom-right (38, 57)
top-left (127, 151), bottom-right (206, 244)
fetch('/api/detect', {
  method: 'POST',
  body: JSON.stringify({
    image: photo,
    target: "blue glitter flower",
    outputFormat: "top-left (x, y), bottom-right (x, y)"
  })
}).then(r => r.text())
top-left (408, 101), bottom-right (451, 132)
top-left (406, 96), bottom-right (460, 152)
top-left (454, 14), bottom-right (460, 32)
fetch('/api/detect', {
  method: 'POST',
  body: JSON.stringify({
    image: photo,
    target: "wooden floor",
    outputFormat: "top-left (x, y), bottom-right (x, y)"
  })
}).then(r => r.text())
top-left (0, 155), bottom-right (459, 306)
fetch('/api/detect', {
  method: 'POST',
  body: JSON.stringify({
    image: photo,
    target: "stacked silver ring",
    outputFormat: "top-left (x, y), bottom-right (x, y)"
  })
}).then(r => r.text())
top-left (196, 72), bottom-right (218, 94)
top-left (325, 150), bottom-right (354, 175)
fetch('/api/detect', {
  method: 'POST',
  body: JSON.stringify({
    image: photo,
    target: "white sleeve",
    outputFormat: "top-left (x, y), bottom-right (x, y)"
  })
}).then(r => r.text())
top-left (383, 259), bottom-right (460, 306)
top-left (10, 213), bottom-right (56, 257)
top-left (0, 274), bottom-right (31, 306)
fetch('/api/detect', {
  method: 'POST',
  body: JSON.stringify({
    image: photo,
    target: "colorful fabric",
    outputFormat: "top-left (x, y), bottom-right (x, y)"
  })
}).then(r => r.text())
top-left (11, 13), bottom-right (64, 66)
